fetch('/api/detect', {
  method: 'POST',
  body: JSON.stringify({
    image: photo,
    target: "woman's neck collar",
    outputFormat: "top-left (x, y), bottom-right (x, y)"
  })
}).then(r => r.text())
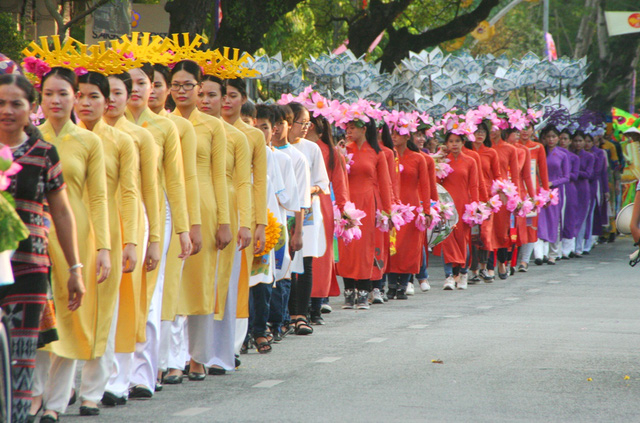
top-left (177, 104), bottom-right (196, 120)
top-left (48, 117), bottom-right (70, 136)
top-left (0, 129), bottom-right (28, 147)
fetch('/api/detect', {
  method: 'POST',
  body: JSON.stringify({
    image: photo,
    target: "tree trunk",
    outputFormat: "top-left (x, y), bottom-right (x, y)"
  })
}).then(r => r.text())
top-left (165, 0), bottom-right (212, 41)
top-left (573, 0), bottom-right (597, 59)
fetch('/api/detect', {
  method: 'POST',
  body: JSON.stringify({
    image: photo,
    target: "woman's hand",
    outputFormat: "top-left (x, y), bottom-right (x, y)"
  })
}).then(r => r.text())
top-left (144, 241), bottom-right (161, 271)
top-left (178, 232), bottom-right (193, 259)
top-left (67, 271), bottom-right (85, 311)
top-left (253, 225), bottom-right (266, 255)
top-left (216, 224), bottom-right (232, 251)
top-left (189, 225), bottom-right (202, 255)
top-left (122, 243), bottom-right (137, 273)
top-left (96, 249), bottom-right (111, 283)
top-left (290, 231), bottom-right (303, 253)
top-left (237, 227), bottom-right (252, 251)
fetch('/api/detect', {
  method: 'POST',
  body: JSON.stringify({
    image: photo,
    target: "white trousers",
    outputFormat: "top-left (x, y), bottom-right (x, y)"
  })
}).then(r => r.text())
top-left (75, 298), bottom-right (119, 403)
top-left (33, 352), bottom-right (76, 413)
top-left (561, 238), bottom-right (575, 257)
top-left (533, 239), bottom-right (548, 260)
top-left (130, 197), bottom-right (172, 391)
top-left (197, 248), bottom-right (241, 371)
top-left (159, 316), bottom-right (188, 371)
top-left (105, 352), bottom-right (132, 398)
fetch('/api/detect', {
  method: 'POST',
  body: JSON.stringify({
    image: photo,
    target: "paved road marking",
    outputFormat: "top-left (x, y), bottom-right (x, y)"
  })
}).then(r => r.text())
top-left (444, 314), bottom-right (462, 318)
top-left (584, 267), bottom-right (595, 270)
top-left (365, 337), bottom-right (388, 343)
top-left (408, 324), bottom-right (429, 329)
top-left (252, 380), bottom-right (284, 388)
top-left (504, 297), bottom-right (520, 301)
top-left (315, 357), bottom-right (342, 363)
top-left (476, 305), bottom-right (494, 310)
top-left (567, 273), bottom-right (580, 277)
top-left (526, 288), bottom-right (541, 293)
top-left (547, 280), bottom-right (561, 284)
top-left (172, 408), bottom-right (211, 416)
top-left (599, 261), bottom-right (611, 264)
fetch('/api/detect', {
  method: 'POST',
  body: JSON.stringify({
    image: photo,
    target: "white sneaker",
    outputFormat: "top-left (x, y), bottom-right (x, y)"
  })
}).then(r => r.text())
top-left (457, 273), bottom-right (468, 290)
top-left (371, 288), bottom-right (384, 304)
top-left (419, 280), bottom-right (431, 292)
top-left (406, 282), bottom-right (415, 296)
top-left (443, 276), bottom-right (456, 290)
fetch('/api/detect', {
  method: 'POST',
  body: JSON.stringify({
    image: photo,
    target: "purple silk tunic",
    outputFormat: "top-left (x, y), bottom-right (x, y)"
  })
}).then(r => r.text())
top-left (538, 147), bottom-right (570, 243)
top-left (560, 148), bottom-right (580, 239)
top-left (590, 147), bottom-right (610, 234)
top-left (574, 149), bottom-right (594, 234)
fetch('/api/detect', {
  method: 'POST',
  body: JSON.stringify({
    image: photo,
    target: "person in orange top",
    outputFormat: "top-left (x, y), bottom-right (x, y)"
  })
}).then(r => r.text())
top-left (307, 114), bottom-right (349, 323)
top-left (435, 132), bottom-right (479, 290)
top-left (415, 130), bottom-right (439, 292)
top-left (516, 123), bottom-right (549, 271)
top-left (387, 127), bottom-right (432, 299)
top-left (489, 126), bottom-right (520, 279)
top-left (505, 128), bottom-right (535, 275)
top-left (372, 123), bottom-right (399, 301)
top-left (336, 119), bottom-right (393, 309)
top-left (466, 123), bottom-right (502, 282)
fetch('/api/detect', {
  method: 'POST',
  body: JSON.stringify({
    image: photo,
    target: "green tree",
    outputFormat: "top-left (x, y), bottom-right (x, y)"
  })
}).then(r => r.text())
top-left (0, 13), bottom-right (28, 62)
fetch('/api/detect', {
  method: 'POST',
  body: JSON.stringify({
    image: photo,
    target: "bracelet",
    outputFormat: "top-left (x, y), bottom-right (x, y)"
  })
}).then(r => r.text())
top-left (68, 263), bottom-right (84, 272)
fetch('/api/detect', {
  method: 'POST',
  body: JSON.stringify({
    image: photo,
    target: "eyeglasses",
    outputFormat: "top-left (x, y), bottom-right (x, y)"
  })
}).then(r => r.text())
top-left (294, 120), bottom-right (311, 129)
top-left (170, 83), bottom-right (197, 92)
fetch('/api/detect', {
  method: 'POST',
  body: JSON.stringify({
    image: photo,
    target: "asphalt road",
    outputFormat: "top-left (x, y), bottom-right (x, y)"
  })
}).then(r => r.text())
top-left (61, 237), bottom-right (640, 423)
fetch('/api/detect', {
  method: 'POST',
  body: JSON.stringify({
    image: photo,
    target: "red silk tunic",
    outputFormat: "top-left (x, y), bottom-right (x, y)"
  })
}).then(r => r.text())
top-left (492, 139), bottom-right (520, 249)
top-left (473, 144), bottom-right (503, 250)
top-left (513, 143), bottom-right (536, 245)
top-left (312, 142), bottom-right (349, 297)
top-left (336, 141), bottom-right (392, 280)
top-left (434, 152), bottom-right (479, 266)
top-left (389, 149), bottom-right (431, 273)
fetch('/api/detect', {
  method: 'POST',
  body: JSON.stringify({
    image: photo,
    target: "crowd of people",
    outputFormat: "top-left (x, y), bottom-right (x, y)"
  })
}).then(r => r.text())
top-left (0, 34), bottom-right (635, 423)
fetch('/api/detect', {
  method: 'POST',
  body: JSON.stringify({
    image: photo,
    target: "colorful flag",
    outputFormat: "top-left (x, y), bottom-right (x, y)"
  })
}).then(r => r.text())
top-left (545, 33), bottom-right (557, 61)
top-left (605, 11), bottom-right (640, 36)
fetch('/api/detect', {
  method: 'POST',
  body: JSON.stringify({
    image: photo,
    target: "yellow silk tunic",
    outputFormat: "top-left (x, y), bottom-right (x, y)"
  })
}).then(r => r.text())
top-left (80, 120), bottom-right (138, 355)
top-left (158, 110), bottom-right (201, 321)
top-left (232, 118), bottom-right (268, 318)
top-left (112, 116), bottom-right (159, 350)
top-left (214, 121), bottom-right (252, 320)
top-left (39, 120), bottom-right (110, 360)
top-left (125, 107), bottom-right (189, 331)
top-left (174, 108), bottom-right (230, 316)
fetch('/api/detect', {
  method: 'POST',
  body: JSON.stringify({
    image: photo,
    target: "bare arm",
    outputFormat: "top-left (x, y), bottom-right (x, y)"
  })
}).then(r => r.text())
top-left (46, 188), bottom-right (85, 311)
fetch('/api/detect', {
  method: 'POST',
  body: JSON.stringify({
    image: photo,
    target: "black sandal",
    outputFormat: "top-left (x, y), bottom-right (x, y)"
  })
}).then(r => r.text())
top-left (240, 336), bottom-right (253, 354)
top-left (254, 335), bottom-right (273, 354)
top-left (293, 318), bottom-right (313, 335)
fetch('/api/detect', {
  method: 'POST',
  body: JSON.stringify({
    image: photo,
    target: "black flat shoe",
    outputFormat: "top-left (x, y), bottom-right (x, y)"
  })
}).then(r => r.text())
top-left (582, 251), bottom-right (590, 255)
top-left (534, 258), bottom-right (543, 265)
top-left (188, 372), bottom-right (206, 381)
top-left (101, 391), bottom-right (127, 406)
top-left (498, 272), bottom-right (508, 280)
top-left (208, 366), bottom-right (226, 376)
top-left (155, 382), bottom-right (163, 392)
top-left (235, 355), bottom-right (241, 368)
top-left (40, 414), bottom-right (59, 423)
top-left (79, 405), bottom-right (100, 416)
top-left (162, 374), bottom-right (183, 384)
top-left (128, 385), bottom-right (153, 399)
top-left (547, 259), bottom-right (556, 265)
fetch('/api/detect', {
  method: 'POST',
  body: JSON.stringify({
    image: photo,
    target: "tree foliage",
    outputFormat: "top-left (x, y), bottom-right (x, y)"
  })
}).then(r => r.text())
top-left (0, 12), bottom-right (29, 62)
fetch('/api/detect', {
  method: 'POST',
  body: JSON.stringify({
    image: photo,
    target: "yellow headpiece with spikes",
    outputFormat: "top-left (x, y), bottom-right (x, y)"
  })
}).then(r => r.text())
top-left (22, 35), bottom-right (139, 76)
top-left (111, 32), bottom-right (175, 66)
top-left (164, 33), bottom-right (260, 79)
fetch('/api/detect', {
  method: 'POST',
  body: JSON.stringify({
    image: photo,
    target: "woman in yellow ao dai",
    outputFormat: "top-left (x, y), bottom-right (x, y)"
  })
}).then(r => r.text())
top-left (197, 75), bottom-right (252, 321)
top-left (37, 68), bottom-right (111, 361)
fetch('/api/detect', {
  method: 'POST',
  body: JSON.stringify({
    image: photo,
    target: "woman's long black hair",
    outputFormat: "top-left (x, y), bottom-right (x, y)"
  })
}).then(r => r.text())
top-left (309, 114), bottom-right (335, 171)
top-left (41, 67), bottom-right (78, 122)
top-left (364, 120), bottom-right (381, 153)
top-left (539, 124), bottom-right (560, 155)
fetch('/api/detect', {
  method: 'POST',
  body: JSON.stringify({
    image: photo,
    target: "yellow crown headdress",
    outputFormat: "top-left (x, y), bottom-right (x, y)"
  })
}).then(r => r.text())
top-left (22, 35), bottom-right (139, 80)
top-left (164, 33), bottom-right (260, 79)
top-left (111, 32), bottom-right (174, 66)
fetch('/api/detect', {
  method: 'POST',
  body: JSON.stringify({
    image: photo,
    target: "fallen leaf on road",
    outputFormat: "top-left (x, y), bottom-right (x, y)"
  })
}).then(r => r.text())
top-left (624, 375), bottom-right (630, 380)
top-left (431, 359), bottom-right (444, 364)
top-left (587, 378), bottom-right (592, 382)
